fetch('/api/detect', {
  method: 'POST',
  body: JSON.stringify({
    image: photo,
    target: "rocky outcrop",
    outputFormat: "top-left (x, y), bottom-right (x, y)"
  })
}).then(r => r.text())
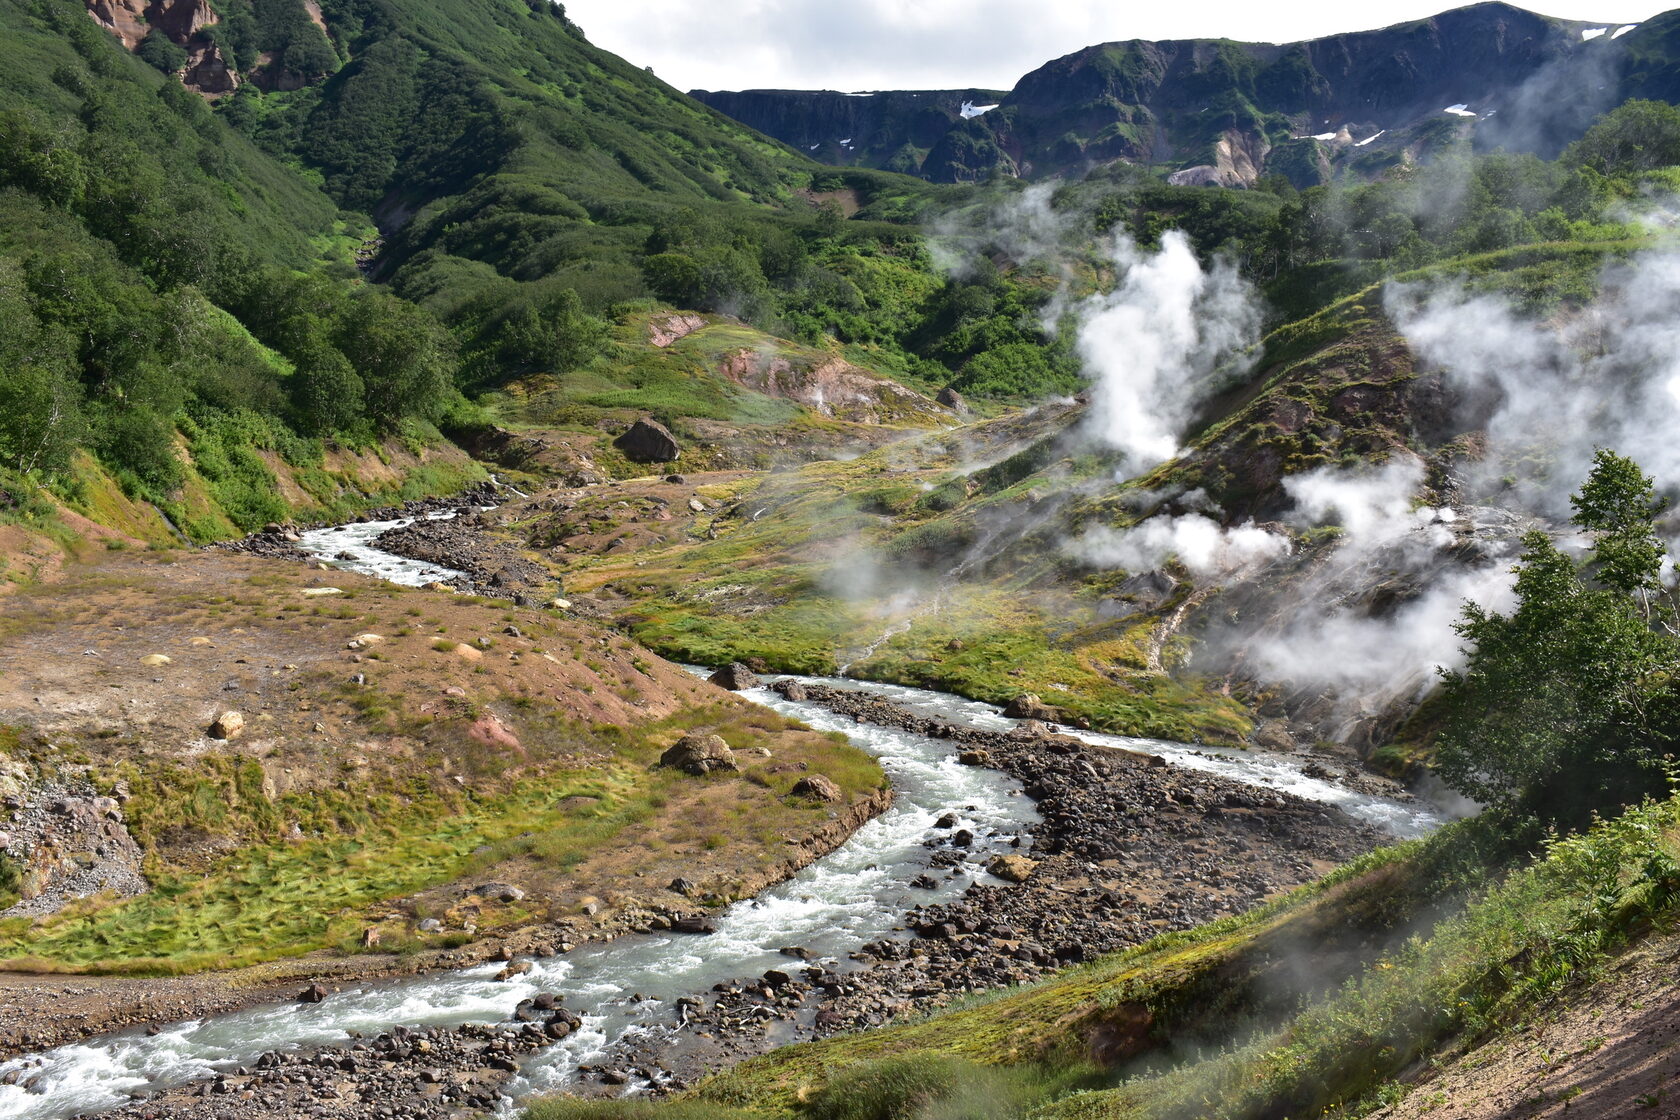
top-left (2, 784), bottom-right (148, 918)
top-left (715, 349), bottom-right (946, 425)
top-left (85, 0), bottom-right (239, 96)
top-left (648, 314), bottom-right (707, 348)
top-left (614, 418), bottom-right (681, 463)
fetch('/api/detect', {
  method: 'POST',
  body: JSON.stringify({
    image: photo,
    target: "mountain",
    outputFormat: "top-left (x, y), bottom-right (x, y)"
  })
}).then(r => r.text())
top-left (696, 3), bottom-right (1675, 186)
top-left (688, 87), bottom-right (1009, 173)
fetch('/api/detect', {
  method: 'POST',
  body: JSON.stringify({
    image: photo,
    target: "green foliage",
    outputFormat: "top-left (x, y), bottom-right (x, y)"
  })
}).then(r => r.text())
top-left (135, 28), bottom-right (187, 74)
top-left (1435, 453), bottom-right (1680, 821)
top-left (1563, 99), bottom-right (1680, 176)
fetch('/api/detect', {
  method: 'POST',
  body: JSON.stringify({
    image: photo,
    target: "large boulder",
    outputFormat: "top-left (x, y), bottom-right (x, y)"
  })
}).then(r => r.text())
top-left (708, 662), bottom-right (762, 691)
top-left (659, 734), bottom-right (739, 775)
top-left (791, 774), bottom-right (843, 802)
top-left (208, 711), bottom-right (245, 740)
top-left (1001, 693), bottom-right (1063, 722)
top-left (936, 386), bottom-right (968, 413)
top-left (614, 418), bottom-right (681, 463)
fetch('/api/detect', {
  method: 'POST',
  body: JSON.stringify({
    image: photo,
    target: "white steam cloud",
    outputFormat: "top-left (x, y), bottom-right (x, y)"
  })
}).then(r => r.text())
top-left (1388, 251), bottom-right (1680, 520)
top-left (1069, 514), bottom-right (1289, 580)
top-left (1077, 230), bottom-right (1262, 468)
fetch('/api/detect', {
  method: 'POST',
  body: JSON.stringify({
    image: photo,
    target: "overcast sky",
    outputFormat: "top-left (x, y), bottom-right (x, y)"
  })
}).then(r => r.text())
top-left (561, 0), bottom-right (1666, 93)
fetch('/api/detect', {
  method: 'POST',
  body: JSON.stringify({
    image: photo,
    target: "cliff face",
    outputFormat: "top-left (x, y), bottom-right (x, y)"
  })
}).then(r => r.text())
top-left (689, 88), bottom-right (1007, 173)
top-left (85, 0), bottom-right (239, 96)
top-left (699, 3), bottom-right (1670, 186)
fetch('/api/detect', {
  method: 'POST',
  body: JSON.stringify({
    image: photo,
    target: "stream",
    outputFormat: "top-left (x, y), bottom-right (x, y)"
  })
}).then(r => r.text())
top-left (0, 514), bottom-right (1443, 1120)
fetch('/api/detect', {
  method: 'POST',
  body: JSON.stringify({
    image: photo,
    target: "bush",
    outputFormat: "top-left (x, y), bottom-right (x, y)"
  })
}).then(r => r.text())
top-left (136, 29), bottom-right (188, 74)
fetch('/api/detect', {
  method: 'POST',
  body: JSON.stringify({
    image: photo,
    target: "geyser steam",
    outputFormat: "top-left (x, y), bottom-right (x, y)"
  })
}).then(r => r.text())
top-left (1078, 230), bottom-right (1261, 468)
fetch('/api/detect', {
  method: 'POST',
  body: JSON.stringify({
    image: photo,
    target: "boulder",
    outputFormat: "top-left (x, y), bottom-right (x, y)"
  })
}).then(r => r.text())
top-left (1002, 693), bottom-right (1063, 722)
top-left (470, 882), bottom-right (527, 903)
top-left (208, 711), bottom-right (244, 740)
top-left (659, 734), bottom-right (739, 775)
top-left (298, 984), bottom-right (328, 1003)
top-left (775, 679), bottom-right (808, 702)
top-left (936, 386), bottom-right (968, 412)
top-left (671, 915), bottom-right (717, 934)
top-left (707, 662), bottom-right (762, 691)
top-left (614, 418), bottom-right (681, 463)
top-left (987, 855), bottom-right (1039, 883)
top-left (791, 774), bottom-right (843, 802)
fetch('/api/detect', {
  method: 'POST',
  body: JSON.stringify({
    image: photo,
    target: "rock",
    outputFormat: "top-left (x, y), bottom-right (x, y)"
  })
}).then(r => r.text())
top-left (987, 855), bottom-right (1039, 883)
top-left (495, 960), bottom-right (533, 981)
top-left (614, 418), bottom-right (681, 463)
top-left (776, 679), bottom-right (808, 702)
top-left (659, 734), bottom-right (740, 776)
top-left (298, 984), bottom-right (328, 1003)
top-left (550, 598), bottom-right (572, 610)
top-left (936, 386), bottom-right (968, 412)
top-left (671, 915), bottom-right (717, 934)
top-left (791, 774), bottom-right (843, 802)
top-left (688, 498), bottom-right (706, 513)
top-left (667, 877), bottom-right (697, 895)
top-left (957, 749), bottom-right (992, 766)
top-left (417, 918), bottom-right (444, 933)
top-left (299, 587), bottom-right (343, 597)
top-left (1002, 693), bottom-right (1063, 722)
top-left (208, 711), bottom-right (244, 740)
top-left (452, 643), bottom-right (484, 661)
top-left (707, 662), bottom-right (761, 691)
top-left (470, 882), bottom-right (527, 903)
top-left (139, 654), bottom-right (172, 667)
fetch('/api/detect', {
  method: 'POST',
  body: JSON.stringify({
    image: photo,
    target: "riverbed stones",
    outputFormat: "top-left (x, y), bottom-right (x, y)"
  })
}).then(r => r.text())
top-left (659, 734), bottom-right (739, 775)
top-left (613, 418), bottom-right (681, 463)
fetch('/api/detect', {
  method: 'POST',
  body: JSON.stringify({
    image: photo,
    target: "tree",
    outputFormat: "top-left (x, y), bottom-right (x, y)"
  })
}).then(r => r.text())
top-left (1435, 452), bottom-right (1680, 823)
top-left (1562, 99), bottom-right (1680, 176)
top-left (136, 29), bottom-right (188, 74)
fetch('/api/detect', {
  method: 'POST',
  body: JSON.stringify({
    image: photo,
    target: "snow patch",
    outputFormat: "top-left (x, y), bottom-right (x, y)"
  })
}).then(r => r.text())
top-left (1581, 26), bottom-right (1608, 39)
top-left (842, 91), bottom-right (874, 97)
top-left (1614, 23), bottom-right (1638, 37)
top-left (1355, 129), bottom-right (1386, 147)
top-left (1312, 131), bottom-right (1337, 141)
top-left (960, 101), bottom-right (999, 119)
top-left (1443, 104), bottom-right (1477, 117)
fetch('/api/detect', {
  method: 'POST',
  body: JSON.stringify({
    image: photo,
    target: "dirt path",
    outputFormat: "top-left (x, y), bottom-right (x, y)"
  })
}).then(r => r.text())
top-left (1373, 930), bottom-right (1680, 1119)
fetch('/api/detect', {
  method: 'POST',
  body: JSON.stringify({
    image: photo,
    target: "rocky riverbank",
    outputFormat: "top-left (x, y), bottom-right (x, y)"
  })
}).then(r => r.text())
top-left (544, 680), bottom-right (1390, 1096)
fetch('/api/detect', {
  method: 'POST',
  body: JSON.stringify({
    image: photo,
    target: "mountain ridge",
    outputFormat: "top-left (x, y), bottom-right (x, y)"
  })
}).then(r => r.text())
top-left (694, 2), bottom-right (1660, 186)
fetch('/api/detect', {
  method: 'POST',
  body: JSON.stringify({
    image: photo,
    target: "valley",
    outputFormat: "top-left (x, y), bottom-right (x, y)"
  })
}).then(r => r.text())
top-left (7, 0), bottom-right (1680, 1116)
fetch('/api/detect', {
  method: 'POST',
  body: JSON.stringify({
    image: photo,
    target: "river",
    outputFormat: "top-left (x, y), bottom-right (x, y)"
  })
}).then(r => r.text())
top-left (0, 513), bottom-right (1442, 1120)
